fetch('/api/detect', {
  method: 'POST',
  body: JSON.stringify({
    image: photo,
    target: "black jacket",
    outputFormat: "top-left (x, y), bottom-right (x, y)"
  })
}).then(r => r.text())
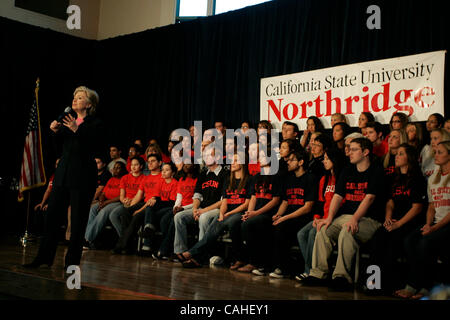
top-left (53, 115), bottom-right (105, 188)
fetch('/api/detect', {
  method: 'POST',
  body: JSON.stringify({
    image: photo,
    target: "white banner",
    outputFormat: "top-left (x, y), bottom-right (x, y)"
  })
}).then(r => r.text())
top-left (260, 50), bottom-right (446, 129)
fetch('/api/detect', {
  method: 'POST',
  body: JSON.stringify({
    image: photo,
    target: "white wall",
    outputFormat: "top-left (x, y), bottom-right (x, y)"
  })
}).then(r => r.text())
top-left (0, 0), bottom-right (176, 40)
top-left (97, 0), bottom-right (176, 40)
top-left (0, 0), bottom-right (101, 39)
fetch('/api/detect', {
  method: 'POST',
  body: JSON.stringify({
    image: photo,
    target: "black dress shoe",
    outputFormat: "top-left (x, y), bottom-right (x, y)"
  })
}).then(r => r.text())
top-left (301, 276), bottom-right (328, 287)
top-left (23, 259), bottom-right (53, 268)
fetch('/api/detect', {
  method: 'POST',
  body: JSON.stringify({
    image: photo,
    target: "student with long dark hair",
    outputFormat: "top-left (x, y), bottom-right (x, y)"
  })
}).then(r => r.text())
top-left (237, 149), bottom-right (281, 273)
top-left (368, 143), bottom-right (426, 295)
top-left (296, 147), bottom-right (345, 281)
top-left (180, 153), bottom-right (252, 268)
top-left (395, 141), bottom-right (450, 299)
top-left (300, 116), bottom-right (325, 150)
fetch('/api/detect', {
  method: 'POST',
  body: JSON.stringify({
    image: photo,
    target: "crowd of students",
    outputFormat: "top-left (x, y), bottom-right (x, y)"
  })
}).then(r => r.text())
top-left (34, 111), bottom-right (450, 298)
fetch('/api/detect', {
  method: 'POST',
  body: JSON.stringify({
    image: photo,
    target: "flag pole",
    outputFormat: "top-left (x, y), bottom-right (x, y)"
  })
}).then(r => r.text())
top-left (20, 190), bottom-right (35, 247)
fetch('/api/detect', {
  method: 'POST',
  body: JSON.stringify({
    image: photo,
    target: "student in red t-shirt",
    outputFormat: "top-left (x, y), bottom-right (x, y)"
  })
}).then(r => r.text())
top-left (140, 162), bottom-right (178, 253)
top-left (366, 121), bottom-right (388, 159)
top-left (84, 161), bottom-right (128, 249)
top-left (109, 156), bottom-right (146, 238)
top-left (112, 153), bottom-right (162, 254)
top-left (296, 147), bottom-right (345, 282)
top-left (152, 163), bottom-right (199, 260)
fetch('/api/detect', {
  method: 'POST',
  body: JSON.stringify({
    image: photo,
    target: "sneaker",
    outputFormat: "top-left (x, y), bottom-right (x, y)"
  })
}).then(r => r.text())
top-left (269, 268), bottom-right (285, 279)
top-left (301, 275), bottom-right (327, 286)
top-left (142, 224), bottom-right (155, 238)
top-left (295, 273), bottom-right (309, 282)
top-left (210, 256), bottom-right (224, 265)
top-left (252, 268), bottom-right (267, 276)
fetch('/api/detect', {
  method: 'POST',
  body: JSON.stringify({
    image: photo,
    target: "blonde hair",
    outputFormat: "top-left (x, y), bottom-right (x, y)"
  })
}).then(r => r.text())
top-left (428, 128), bottom-right (450, 158)
top-left (383, 129), bottom-right (407, 168)
top-left (73, 86), bottom-right (99, 115)
top-left (331, 112), bottom-right (347, 124)
top-left (432, 140), bottom-right (450, 186)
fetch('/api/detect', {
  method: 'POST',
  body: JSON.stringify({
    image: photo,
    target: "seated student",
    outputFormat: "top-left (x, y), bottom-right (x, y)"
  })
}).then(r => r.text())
top-left (279, 138), bottom-right (301, 178)
top-left (331, 113), bottom-right (347, 127)
top-left (332, 122), bottom-right (351, 154)
top-left (109, 156), bottom-right (146, 238)
top-left (307, 133), bottom-right (331, 180)
top-left (383, 129), bottom-right (407, 187)
top-left (343, 133), bottom-right (365, 158)
top-left (152, 163), bottom-right (199, 260)
top-left (84, 161), bottom-right (128, 249)
top-left (92, 156), bottom-right (112, 203)
top-left (296, 147), bottom-right (345, 282)
top-left (248, 141), bottom-right (260, 176)
top-left (237, 149), bottom-right (281, 273)
top-left (366, 121), bottom-right (388, 159)
top-left (173, 147), bottom-right (227, 262)
top-left (126, 144), bottom-right (145, 172)
top-left (368, 143), bottom-right (426, 295)
top-left (406, 122), bottom-right (424, 152)
top-left (303, 138), bottom-right (385, 291)
top-left (140, 162), bottom-right (178, 253)
top-left (180, 153), bottom-right (252, 268)
top-left (420, 128), bottom-right (450, 180)
top-left (300, 116), bottom-right (325, 151)
top-left (358, 112), bottom-right (375, 137)
top-left (146, 142), bottom-right (171, 164)
top-left (282, 121), bottom-right (300, 141)
top-left (445, 118), bottom-right (450, 134)
top-left (107, 145), bottom-right (127, 175)
top-left (265, 150), bottom-right (316, 278)
top-left (395, 140), bottom-right (450, 299)
top-left (386, 113), bottom-right (409, 142)
top-left (111, 153), bottom-right (162, 254)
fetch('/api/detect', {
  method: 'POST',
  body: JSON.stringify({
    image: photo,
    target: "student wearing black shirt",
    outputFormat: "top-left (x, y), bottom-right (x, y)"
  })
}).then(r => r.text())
top-left (267, 150), bottom-right (316, 278)
top-left (93, 156), bottom-right (112, 203)
top-left (307, 134), bottom-right (331, 181)
top-left (303, 138), bottom-right (384, 291)
top-left (173, 147), bottom-right (227, 261)
top-left (181, 153), bottom-right (252, 268)
top-left (237, 149), bottom-right (281, 273)
top-left (367, 144), bottom-right (426, 295)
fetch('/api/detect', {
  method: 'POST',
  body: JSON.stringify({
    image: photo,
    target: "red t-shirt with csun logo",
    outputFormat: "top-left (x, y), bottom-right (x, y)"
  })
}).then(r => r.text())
top-left (177, 177), bottom-right (198, 206)
top-left (160, 179), bottom-right (178, 201)
top-left (139, 173), bottom-right (163, 202)
top-left (120, 173), bottom-right (145, 199)
top-left (103, 177), bottom-right (122, 200)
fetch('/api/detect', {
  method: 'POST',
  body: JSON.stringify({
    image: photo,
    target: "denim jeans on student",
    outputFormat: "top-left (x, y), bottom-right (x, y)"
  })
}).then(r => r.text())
top-left (188, 212), bottom-right (244, 263)
top-left (297, 220), bottom-right (317, 275)
top-left (173, 208), bottom-right (220, 254)
top-left (85, 202), bottom-right (122, 242)
top-left (109, 204), bottom-right (127, 237)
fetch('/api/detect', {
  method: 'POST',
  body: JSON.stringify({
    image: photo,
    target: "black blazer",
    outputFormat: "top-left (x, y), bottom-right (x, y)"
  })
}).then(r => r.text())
top-left (53, 115), bottom-right (105, 189)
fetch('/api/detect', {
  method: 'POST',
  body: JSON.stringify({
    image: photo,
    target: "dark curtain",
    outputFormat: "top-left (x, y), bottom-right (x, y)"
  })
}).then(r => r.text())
top-left (1, 0), bottom-right (449, 233)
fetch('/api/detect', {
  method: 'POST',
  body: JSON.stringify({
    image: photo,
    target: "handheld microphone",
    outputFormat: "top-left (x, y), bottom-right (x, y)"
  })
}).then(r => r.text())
top-left (57, 107), bottom-right (74, 122)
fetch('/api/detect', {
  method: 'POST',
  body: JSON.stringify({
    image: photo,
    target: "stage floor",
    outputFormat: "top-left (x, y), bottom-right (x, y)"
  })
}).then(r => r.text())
top-left (0, 235), bottom-right (398, 300)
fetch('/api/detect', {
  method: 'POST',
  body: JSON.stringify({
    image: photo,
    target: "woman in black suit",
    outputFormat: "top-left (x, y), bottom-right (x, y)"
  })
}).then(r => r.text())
top-left (24, 86), bottom-right (104, 269)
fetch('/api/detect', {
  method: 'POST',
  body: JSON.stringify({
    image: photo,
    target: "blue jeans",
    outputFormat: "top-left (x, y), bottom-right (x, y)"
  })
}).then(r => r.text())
top-left (173, 208), bottom-right (220, 254)
top-left (188, 212), bottom-right (244, 263)
top-left (109, 204), bottom-right (128, 237)
top-left (297, 221), bottom-right (317, 275)
top-left (85, 202), bottom-right (121, 242)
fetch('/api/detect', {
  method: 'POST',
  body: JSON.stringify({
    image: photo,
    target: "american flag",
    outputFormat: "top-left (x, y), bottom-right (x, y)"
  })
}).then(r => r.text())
top-left (18, 79), bottom-right (46, 201)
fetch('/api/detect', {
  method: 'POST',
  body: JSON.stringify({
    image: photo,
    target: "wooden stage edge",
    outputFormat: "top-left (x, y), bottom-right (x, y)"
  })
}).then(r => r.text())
top-left (0, 234), bottom-right (400, 300)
